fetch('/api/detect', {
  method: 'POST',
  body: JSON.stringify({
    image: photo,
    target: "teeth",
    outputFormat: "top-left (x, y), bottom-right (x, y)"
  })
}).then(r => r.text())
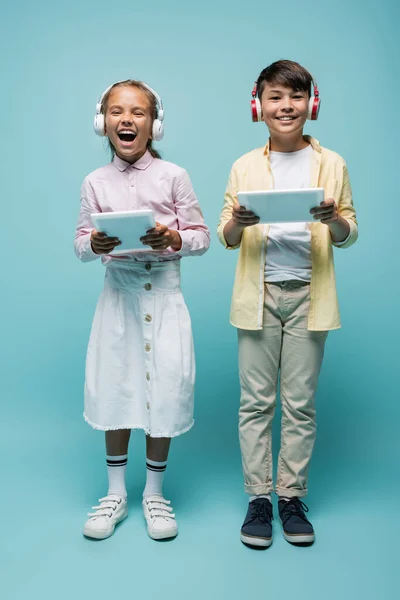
top-left (119, 130), bottom-right (136, 134)
top-left (278, 117), bottom-right (294, 121)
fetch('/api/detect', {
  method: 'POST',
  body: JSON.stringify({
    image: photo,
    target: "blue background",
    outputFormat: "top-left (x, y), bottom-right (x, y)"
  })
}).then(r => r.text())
top-left (1, 0), bottom-right (399, 598)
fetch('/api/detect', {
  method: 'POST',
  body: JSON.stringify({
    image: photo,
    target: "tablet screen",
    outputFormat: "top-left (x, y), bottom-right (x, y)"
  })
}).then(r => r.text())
top-left (91, 209), bottom-right (156, 254)
top-left (237, 188), bottom-right (324, 224)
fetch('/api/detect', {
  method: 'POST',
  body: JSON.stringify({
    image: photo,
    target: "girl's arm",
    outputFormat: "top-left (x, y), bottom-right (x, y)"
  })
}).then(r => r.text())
top-left (172, 169), bottom-right (210, 257)
top-left (74, 178), bottom-right (101, 262)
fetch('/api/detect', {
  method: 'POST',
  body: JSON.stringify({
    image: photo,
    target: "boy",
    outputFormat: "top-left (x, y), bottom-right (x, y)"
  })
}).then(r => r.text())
top-left (217, 60), bottom-right (358, 547)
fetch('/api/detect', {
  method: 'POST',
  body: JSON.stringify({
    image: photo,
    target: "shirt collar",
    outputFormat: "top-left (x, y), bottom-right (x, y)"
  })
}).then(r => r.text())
top-left (263, 135), bottom-right (321, 157)
top-left (113, 150), bottom-right (154, 172)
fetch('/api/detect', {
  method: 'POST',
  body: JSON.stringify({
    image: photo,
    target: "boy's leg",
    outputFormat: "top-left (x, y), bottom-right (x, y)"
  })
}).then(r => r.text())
top-left (237, 284), bottom-right (282, 547)
top-left (276, 282), bottom-right (327, 544)
top-left (237, 283), bottom-right (282, 496)
top-left (143, 436), bottom-right (177, 540)
top-left (276, 283), bottom-right (327, 497)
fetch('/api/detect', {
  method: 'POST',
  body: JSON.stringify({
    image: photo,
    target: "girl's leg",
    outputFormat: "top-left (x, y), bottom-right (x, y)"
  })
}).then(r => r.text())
top-left (142, 436), bottom-right (177, 540)
top-left (105, 429), bottom-right (131, 497)
top-left (143, 436), bottom-right (171, 498)
top-left (106, 429), bottom-right (131, 455)
top-left (83, 429), bottom-right (131, 540)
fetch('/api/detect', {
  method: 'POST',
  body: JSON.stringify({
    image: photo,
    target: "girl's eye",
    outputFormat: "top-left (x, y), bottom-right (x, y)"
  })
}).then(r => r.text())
top-left (111, 111), bottom-right (121, 115)
top-left (270, 97), bottom-right (280, 101)
top-left (134, 112), bottom-right (144, 117)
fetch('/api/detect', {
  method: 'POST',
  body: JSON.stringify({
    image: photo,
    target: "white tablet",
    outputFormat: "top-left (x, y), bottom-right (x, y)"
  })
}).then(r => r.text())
top-left (237, 188), bottom-right (324, 224)
top-left (91, 209), bottom-right (157, 254)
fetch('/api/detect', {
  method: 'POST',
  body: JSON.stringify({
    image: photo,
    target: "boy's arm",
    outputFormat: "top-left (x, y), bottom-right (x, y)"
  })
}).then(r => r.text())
top-left (218, 165), bottom-right (260, 247)
top-left (332, 163), bottom-right (358, 249)
top-left (217, 166), bottom-right (244, 249)
top-left (311, 162), bottom-right (358, 248)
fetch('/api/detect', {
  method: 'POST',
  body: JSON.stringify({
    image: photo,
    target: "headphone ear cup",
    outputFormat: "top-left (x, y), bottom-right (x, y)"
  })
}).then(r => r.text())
top-left (308, 96), bottom-right (321, 121)
top-left (152, 119), bottom-right (164, 142)
top-left (250, 98), bottom-right (262, 122)
top-left (94, 113), bottom-right (105, 136)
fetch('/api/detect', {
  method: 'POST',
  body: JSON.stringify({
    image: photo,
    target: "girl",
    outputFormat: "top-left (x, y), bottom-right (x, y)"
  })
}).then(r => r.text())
top-left (75, 80), bottom-right (210, 541)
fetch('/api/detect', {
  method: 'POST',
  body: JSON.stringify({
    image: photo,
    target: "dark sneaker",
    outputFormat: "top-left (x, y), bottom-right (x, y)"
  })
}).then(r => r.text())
top-left (278, 497), bottom-right (315, 545)
top-left (240, 497), bottom-right (273, 548)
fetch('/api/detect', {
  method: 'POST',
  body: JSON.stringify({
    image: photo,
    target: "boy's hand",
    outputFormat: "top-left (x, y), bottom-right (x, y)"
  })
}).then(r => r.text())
top-left (310, 199), bottom-right (338, 224)
top-left (90, 229), bottom-right (121, 254)
top-left (310, 198), bottom-right (350, 243)
top-left (232, 204), bottom-right (260, 228)
top-left (140, 223), bottom-right (182, 251)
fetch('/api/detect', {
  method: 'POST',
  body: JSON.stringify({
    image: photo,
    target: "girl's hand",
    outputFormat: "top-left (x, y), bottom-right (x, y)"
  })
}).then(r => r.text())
top-left (310, 199), bottom-right (339, 224)
top-left (140, 223), bottom-right (182, 251)
top-left (90, 229), bottom-right (121, 254)
top-left (232, 204), bottom-right (260, 228)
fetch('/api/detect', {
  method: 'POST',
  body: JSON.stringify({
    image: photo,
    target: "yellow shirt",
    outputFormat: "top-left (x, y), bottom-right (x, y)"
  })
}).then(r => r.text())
top-left (217, 136), bottom-right (358, 331)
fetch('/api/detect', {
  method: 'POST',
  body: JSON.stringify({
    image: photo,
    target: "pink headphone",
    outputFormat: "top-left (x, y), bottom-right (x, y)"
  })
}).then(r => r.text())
top-left (250, 80), bottom-right (321, 122)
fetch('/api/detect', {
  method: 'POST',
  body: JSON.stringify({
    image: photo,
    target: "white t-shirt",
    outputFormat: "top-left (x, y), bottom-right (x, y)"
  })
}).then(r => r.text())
top-left (265, 145), bottom-right (313, 282)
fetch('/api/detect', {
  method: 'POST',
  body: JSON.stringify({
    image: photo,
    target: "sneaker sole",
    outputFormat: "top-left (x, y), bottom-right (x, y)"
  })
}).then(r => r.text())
top-left (147, 526), bottom-right (178, 541)
top-left (240, 532), bottom-right (272, 548)
top-left (83, 509), bottom-right (128, 540)
top-left (283, 531), bottom-right (315, 545)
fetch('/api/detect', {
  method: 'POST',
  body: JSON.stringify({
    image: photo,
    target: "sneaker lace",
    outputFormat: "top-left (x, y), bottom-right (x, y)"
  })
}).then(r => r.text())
top-left (248, 500), bottom-right (273, 524)
top-left (146, 497), bottom-right (175, 521)
top-left (280, 498), bottom-right (311, 527)
top-left (87, 495), bottom-right (122, 520)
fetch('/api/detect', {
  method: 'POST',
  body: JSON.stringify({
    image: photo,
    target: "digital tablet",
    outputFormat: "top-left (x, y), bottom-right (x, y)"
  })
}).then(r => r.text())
top-left (91, 209), bottom-right (157, 254)
top-left (237, 188), bottom-right (324, 224)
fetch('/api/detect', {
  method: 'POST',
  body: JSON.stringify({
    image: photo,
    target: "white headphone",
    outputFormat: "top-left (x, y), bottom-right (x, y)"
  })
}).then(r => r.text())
top-left (93, 81), bottom-right (164, 141)
top-left (250, 79), bottom-right (321, 122)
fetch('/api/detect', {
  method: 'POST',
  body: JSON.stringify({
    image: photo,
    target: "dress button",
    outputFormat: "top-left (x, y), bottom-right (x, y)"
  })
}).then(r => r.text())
top-left (145, 343), bottom-right (151, 352)
top-left (145, 314), bottom-right (152, 323)
top-left (144, 283), bottom-right (152, 291)
top-left (146, 372), bottom-right (150, 381)
top-left (146, 402), bottom-right (150, 410)
top-left (145, 263), bottom-right (152, 271)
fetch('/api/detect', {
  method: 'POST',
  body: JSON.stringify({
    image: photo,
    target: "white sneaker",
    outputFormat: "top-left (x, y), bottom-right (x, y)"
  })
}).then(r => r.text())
top-left (142, 495), bottom-right (178, 540)
top-left (83, 494), bottom-right (128, 540)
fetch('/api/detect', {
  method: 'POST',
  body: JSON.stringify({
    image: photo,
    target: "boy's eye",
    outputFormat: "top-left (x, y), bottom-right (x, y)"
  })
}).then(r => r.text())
top-left (111, 111), bottom-right (121, 115)
top-left (270, 96), bottom-right (280, 100)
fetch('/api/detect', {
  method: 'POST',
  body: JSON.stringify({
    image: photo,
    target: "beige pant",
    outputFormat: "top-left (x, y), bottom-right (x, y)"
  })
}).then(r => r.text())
top-left (238, 281), bottom-right (328, 498)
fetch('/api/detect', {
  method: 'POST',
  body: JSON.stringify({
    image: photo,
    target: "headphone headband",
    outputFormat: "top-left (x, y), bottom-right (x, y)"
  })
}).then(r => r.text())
top-left (95, 81), bottom-right (163, 117)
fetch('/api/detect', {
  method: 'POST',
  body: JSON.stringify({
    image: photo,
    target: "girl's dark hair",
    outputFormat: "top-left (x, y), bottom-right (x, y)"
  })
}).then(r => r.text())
top-left (256, 60), bottom-right (313, 100)
top-left (101, 80), bottom-right (161, 159)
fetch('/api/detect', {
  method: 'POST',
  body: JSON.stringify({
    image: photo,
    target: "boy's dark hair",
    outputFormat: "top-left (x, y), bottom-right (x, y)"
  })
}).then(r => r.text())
top-left (101, 80), bottom-right (161, 159)
top-left (256, 60), bottom-right (313, 100)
